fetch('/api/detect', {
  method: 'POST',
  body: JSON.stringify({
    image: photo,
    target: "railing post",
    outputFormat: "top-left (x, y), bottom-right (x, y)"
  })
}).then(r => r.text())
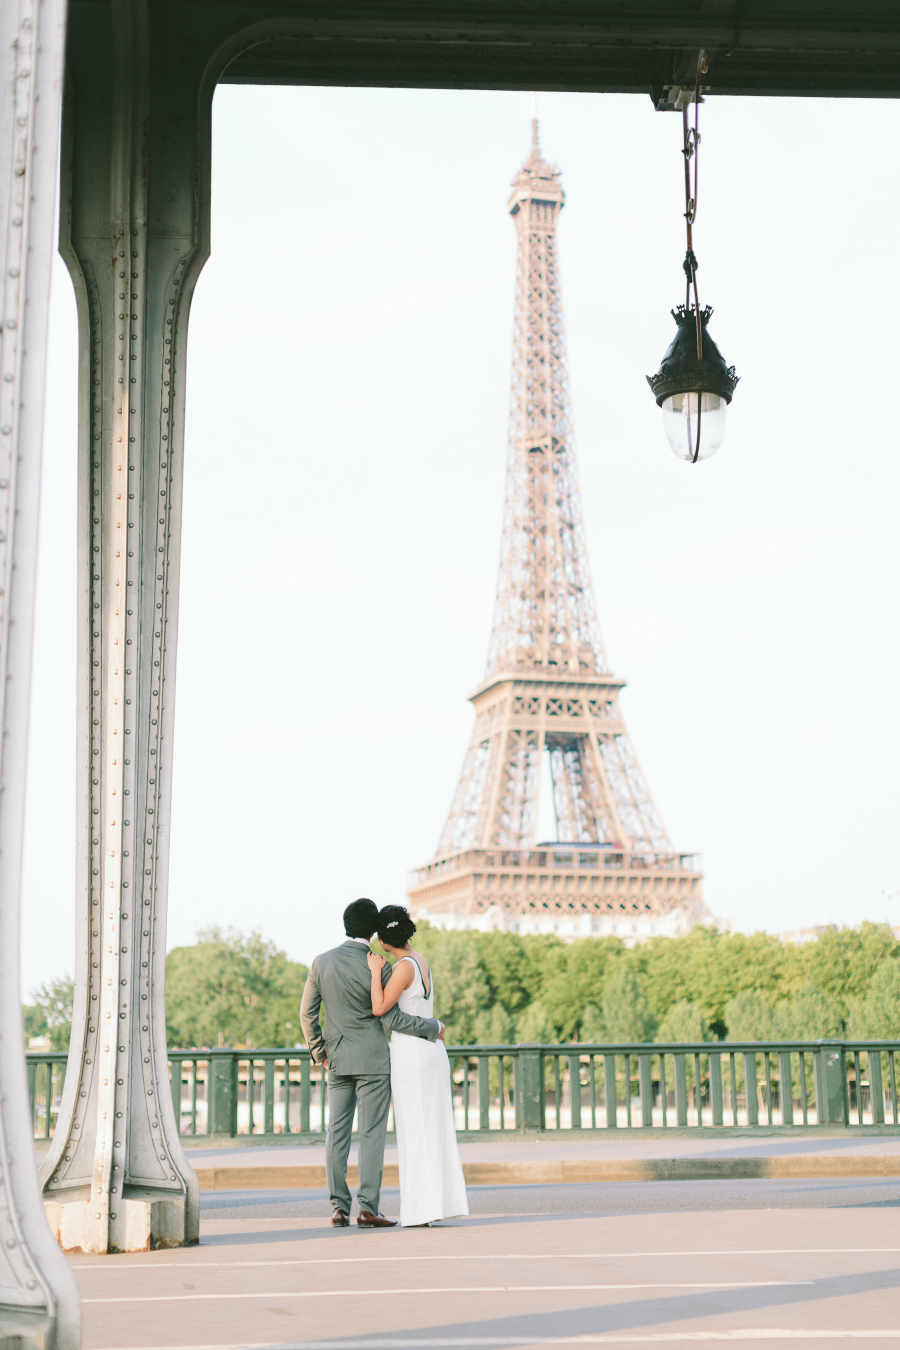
top-left (743, 1053), bottom-right (759, 1126)
top-left (210, 1053), bottom-right (237, 1136)
top-left (869, 1050), bottom-right (885, 1125)
top-left (778, 1052), bottom-right (794, 1126)
top-left (264, 1057), bottom-right (275, 1135)
top-left (300, 1057), bottom-right (311, 1133)
top-left (710, 1052), bottom-right (724, 1126)
top-left (479, 1056), bottom-right (491, 1131)
top-left (282, 1058), bottom-right (291, 1135)
top-left (816, 1041), bottom-right (846, 1126)
top-left (169, 1057), bottom-right (183, 1136)
top-left (569, 1054), bottom-right (582, 1129)
top-left (674, 1054), bottom-right (688, 1127)
top-left (516, 1046), bottom-right (544, 1131)
top-left (603, 1054), bottom-right (618, 1128)
top-left (639, 1055), bottom-right (653, 1127)
top-left (27, 1060), bottom-right (38, 1139)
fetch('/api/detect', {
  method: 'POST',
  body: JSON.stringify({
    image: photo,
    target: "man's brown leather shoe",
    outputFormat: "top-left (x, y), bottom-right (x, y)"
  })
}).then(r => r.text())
top-left (331, 1208), bottom-right (350, 1227)
top-left (357, 1210), bottom-right (397, 1228)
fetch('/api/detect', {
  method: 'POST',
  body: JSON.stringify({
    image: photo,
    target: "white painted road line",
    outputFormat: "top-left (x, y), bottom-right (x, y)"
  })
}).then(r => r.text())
top-left (83, 1281), bottom-right (812, 1303)
top-left (94, 1333), bottom-right (900, 1347)
top-left (72, 1248), bottom-right (900, 1269)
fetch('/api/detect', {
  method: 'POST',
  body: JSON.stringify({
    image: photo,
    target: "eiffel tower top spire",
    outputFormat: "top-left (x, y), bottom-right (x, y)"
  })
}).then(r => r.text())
top-left (485, 127), bottom-right (607, 682)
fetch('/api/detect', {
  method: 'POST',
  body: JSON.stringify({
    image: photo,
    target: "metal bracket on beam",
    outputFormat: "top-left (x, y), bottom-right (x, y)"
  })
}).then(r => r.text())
top-left (652, 49), bottom-right (711, 110)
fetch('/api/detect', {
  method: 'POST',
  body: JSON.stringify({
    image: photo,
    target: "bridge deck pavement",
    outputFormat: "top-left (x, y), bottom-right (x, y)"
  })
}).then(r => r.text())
top-left (68, 1178), bottom-right (900, 1350)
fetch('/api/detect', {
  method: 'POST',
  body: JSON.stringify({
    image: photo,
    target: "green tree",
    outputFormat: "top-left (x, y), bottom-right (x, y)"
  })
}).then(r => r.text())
top-left (847, 959), bottom-right (900, 1039)
top-left (724, 989), bottom-right (778, 1041)
top-left (473, 1002), bottom-right (515, 1046)
top-left (602, 967), bottom-right (657, 1042)
top-left (656, 999), bottom-right (710, 1043)
top-left (471, 930), bottom-right (562, 1017)
top-left (627, 927), bottom-right (797, 1039)
top-left (165, 928), bottom-right (308, 1048)
top-left (580, 1003), bottom-right (605, 1043)
top-left (774, 982), bottom-right (842, 1040)
top-left (22, 1003), bottom-right (49, 1048)
top-left (538, 938), bottom-right (622, 1040)
top-left (412, 928), bottom-right (491, 1044)
top-left (25, 977), bottom-right (74, 1051)
top-left (801, 924), bottom-right (896, 1021)
top-left (516, 999), bottom-right (556, 1043)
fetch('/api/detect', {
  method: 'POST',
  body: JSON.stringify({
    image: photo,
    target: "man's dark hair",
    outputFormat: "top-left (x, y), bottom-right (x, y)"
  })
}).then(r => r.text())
top-left (343, 897), bottom-right (379, 940)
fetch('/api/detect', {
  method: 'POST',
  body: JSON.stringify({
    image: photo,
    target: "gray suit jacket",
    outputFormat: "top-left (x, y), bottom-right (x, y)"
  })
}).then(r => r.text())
top-left (300, 939), bottom-right (440, 1076)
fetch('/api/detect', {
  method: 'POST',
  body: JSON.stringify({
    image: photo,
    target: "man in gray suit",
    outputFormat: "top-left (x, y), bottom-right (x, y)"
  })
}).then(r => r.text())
top-left (300, 897), bottom-right (444, 1228)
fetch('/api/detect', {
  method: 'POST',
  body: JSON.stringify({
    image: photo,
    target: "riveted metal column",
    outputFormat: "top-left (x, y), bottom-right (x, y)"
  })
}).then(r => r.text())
top-left (39, 0), bottom-right (212, 1254)
top-left (0, 0), bottom-right (80, 1342)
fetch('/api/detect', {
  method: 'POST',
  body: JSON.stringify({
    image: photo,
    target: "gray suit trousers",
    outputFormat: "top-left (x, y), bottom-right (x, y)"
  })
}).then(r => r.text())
top-left (327, 1072), bottom-right (391, 1216)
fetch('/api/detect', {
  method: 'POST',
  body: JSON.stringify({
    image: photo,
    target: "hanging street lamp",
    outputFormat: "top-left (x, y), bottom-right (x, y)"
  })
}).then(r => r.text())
top-left (647, 52), bottom-right (739, 463)
top-left (648, 304), bottom-right (738, 463)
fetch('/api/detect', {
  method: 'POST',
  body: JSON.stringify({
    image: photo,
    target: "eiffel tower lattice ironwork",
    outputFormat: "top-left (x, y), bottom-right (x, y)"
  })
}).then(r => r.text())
top-left (408, 123), bottom-right (708, 941)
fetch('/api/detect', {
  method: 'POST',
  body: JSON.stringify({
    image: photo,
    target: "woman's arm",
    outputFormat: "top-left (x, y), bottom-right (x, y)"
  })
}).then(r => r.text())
top-left (367, 952), bottom-right (414, 1016)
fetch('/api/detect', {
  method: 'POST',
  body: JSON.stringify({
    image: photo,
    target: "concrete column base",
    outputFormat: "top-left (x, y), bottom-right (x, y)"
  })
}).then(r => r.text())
top-left (44, 1190), bottom-right (191, 1254)
top-left (0, 1308), bottom-right (52, 1350)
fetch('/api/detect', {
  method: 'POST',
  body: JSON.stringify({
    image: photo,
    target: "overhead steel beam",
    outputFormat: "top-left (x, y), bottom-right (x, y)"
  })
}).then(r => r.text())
top-left (211, 4), bottom-right (900, 99)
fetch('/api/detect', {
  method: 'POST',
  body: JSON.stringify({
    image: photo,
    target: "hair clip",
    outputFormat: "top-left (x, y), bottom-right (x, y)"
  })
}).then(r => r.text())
top-left (386, 920), bottom-right (399, 928)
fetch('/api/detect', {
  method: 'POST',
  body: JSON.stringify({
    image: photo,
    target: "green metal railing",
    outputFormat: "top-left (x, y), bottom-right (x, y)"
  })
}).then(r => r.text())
top-left (26, 1039), bottom-right (900, 1142)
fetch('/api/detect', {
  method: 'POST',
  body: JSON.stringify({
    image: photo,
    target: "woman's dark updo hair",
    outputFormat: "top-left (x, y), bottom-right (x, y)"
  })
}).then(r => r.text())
top-left (376, 905), bottom-right (416, 948)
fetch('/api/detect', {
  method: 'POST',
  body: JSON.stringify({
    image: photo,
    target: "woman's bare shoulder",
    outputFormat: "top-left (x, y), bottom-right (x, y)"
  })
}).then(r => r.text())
top-left (390, 956), bottom-right (417, 984)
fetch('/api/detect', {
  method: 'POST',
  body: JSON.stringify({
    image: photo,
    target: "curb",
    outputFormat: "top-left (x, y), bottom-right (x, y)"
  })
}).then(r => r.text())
top-left (194, 1155), bottom-right (900, 1191)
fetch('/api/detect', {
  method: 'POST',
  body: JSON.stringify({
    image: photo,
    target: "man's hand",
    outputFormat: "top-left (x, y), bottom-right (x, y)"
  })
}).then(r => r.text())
top-left (437, 1022), bottom-right (445, 1041)
top-left (367, 950), bottom-right (386, 974)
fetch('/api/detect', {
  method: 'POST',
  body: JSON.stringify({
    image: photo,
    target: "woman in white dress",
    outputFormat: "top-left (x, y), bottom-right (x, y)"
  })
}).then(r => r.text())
top-left (367, 905), bottom-right (468, 1228)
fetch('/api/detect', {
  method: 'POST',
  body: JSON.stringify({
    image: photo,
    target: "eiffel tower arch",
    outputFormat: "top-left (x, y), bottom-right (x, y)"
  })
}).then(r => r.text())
top-left (408, 124), bottom-right (709, 945)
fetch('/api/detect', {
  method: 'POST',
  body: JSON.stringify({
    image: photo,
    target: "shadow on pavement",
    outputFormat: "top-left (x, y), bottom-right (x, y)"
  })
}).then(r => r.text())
top-left (199, 1178), bottom-right (900, 1229)
top-left (225, 1264), bottom-right (900, 1346)
top-left (199, 1208), bottom-right (587, 1247)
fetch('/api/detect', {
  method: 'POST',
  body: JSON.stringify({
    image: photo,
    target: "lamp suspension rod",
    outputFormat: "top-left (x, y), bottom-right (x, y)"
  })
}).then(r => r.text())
top-left (681, 49), bottom-right (706, 361)
top-left (682, 50), bottom-right (706, 463)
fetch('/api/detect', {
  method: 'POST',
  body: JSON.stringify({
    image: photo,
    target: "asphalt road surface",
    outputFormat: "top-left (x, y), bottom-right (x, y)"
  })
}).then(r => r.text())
top-left (68, 1181), bottom-right (900, 1350)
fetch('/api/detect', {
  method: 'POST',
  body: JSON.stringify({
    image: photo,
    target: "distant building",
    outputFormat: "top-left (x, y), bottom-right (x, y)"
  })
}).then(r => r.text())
top-left (419, 895), bottom-right (701, 947)
top-left (778, 923), bottom-right (900, 945)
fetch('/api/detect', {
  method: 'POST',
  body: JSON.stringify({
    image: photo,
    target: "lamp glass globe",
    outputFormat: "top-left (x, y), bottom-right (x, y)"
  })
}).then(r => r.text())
top-left (662, 390), bottom-right (727, 462)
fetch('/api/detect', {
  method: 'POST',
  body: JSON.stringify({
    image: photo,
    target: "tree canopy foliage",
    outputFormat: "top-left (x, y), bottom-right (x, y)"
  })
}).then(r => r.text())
top-left (165, 927), bottom-right (308, 1048)
top-left (406, 920), bottom-right (900, 1045)
top-left (22, 977), bottom-right (75, 1050)
top-left (23, 920), bottom-right (900, 1055)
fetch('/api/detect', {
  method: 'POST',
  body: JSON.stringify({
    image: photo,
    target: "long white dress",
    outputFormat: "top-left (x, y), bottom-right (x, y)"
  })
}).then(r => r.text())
top-left (390, 956), bottom-right (469, 1227)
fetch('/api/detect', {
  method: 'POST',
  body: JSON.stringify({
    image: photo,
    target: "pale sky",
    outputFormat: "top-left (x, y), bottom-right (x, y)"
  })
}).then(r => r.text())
top-left (21, 87), bottom-right (900, 995)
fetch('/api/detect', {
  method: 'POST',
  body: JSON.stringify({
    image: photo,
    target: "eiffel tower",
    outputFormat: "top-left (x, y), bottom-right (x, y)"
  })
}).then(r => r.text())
top-left (408, 123), bottom-right (709, 942)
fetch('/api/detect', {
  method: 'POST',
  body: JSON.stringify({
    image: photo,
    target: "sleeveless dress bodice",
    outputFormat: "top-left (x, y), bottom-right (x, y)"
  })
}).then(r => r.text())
top-left (396, 956), bottom-right (433, 1018)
